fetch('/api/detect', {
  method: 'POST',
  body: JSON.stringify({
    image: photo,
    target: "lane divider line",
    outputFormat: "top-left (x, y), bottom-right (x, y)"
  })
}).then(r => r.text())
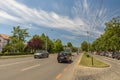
top-left (63, 68), bottom-right (67, 72)
top-left (21, 64), bottom-right (40, 71)
top-left (0, 60), bottom-right (34, 67)
top-left (56, 73), bottom-right (62, 79)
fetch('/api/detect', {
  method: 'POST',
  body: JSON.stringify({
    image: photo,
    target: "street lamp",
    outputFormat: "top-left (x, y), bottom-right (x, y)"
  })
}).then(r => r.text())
top-left (86, 31), bottom-right (89, 53)
top-left (45, 33), bottom-right (47, 51)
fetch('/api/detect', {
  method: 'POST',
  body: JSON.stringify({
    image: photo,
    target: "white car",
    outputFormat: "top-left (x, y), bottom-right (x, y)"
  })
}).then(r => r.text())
top-left (34, 50), bottom-right (49, 58)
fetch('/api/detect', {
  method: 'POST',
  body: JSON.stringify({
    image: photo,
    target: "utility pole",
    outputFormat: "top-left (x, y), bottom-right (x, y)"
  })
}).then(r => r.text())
top-left (45, 34), bottom-right (47, 51)
top-left (86, 31), bottom-right (89, 53)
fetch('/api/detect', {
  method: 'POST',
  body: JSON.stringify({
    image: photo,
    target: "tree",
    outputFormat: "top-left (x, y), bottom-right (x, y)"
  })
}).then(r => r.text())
top-left (91, 16), bottom-right (120, 52)
top-left (67, 42), bottom-right (73, 47)
top-left (81, 41), bottom-right (88, 51)
top-left (46, 37), bottom-right (54, 53)
top-left (26, 35), bottom-right (42, 52)
top-left (40, 33), bottom-right (46, 49)
top-left (53, 39), bottom-right (63, 52)
top-left (10, 26), bottom-right (29, 52)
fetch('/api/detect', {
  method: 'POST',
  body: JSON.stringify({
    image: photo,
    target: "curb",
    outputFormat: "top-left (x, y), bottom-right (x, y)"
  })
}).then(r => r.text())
top-left (72, 53), bottom-right (83, 80)
top-left (59, 53), bottom-right (83, 80)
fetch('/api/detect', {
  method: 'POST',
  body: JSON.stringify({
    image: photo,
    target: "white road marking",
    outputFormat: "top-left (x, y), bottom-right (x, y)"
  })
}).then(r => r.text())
top-left (0, 60), bottom-right (34, 67)
top-left (21, 64), bottom-right (40, 71)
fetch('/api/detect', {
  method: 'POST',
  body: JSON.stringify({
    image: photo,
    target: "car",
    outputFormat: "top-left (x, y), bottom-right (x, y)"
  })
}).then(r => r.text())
top-left (34, 50), bottom-right (49, 59)
top-left (112, 52), bottom-right (117, 59)
top-left (57, 51), bottom-right (72, 63)
top-left (115, 52), bottom-right (120, 60)
top-left (100, 52), bottom-right (106, 56)
top-left (112, 52), bottom-right (120, 60)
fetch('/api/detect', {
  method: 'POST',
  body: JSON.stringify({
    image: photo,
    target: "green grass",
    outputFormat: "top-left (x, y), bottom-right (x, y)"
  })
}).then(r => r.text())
top-left (80, 53), bottom-right (109, 68)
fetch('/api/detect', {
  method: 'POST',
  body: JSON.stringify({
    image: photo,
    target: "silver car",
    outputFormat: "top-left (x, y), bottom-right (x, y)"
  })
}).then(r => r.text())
top-left (34, 50), bottom-right (49, 58)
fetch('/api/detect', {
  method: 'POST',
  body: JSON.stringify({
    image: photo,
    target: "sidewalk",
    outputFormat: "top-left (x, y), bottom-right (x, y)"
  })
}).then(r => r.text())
top-left (73, 55), bottom-right (118, 80)
top-left (74, 65), bottom-right (107, 80)
top-left (59, 53), bottom-right (82, 80)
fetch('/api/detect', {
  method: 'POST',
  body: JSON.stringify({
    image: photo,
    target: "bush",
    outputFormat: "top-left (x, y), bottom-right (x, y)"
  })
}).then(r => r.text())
top-left (84, 52), bottom-right (90, 58)
top-left (1, 52), bottom-right (33, 56)
top-left (86, 54), bottom-right (90, 57)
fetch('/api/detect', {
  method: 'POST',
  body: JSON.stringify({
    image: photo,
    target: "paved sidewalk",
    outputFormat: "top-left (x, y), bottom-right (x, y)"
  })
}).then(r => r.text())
top-left (74, 55), bottom-right (120, 80)
top-left (74, 66), bottom-right (108, 80)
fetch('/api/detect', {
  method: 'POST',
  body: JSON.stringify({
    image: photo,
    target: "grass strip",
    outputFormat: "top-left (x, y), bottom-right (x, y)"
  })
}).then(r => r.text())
top-left (80, 53), bottom-right (109, 68)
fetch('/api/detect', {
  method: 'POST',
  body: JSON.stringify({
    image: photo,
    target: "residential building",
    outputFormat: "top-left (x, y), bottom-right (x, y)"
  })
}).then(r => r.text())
top-left (0, 34), bottom-right (10, 52)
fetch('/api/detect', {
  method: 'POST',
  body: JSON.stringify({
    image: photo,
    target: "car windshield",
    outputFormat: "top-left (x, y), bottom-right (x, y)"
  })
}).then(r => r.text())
top-left (36, 50), bottom-right (47, 53)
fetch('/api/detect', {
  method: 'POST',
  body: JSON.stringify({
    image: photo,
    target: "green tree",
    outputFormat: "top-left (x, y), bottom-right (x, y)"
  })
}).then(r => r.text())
top-left (81, 41), bottom-right (88, 51)
top-left (10, 26), bottom-right (29, 52)
top-left (53, 39), bottom-right (63, 52)
top-left (40, 33), bottom-right (46, 50)
top-left (91, 16), bottom-right (120, 52)
top-left (67, 42), bottom-right (73, 47)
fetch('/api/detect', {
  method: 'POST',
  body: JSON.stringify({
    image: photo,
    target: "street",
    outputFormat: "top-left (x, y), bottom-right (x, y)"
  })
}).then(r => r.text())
top-left (0, 53), bottom-right (79, 80)
top-left (74, 55), bottom-right (120, 80)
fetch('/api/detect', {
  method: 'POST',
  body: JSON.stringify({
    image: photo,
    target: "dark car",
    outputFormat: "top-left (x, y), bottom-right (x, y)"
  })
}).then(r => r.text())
top-left (112, 52), bottom-right (117, 59)
top-left (112, 52), bottom-right (120, 60)
top-left (34, 50), bottom-right (49, 58)
top-left (57, 51), bottom-right (72, 63)
top-left (115, 52), bottom-right (120, 60)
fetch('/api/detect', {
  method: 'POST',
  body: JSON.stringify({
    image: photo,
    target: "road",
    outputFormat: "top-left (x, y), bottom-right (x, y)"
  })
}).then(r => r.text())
top-left (74, 55), bottom-right (120, 80)
top-left (0, 53), bottom-right (79, 80)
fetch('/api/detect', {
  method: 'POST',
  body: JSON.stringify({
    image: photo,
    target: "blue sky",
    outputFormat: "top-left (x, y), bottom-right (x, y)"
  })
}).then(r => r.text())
top-left (0, 0), bottom-right (120, 47)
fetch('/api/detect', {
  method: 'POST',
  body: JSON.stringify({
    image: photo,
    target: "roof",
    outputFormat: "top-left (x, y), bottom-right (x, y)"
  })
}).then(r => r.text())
top-left (0, 34), bottom-right (10, 40)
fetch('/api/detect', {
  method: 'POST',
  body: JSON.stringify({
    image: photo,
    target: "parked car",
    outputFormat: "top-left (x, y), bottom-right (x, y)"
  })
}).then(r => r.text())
top-left (112, 52), bottom-right (120, 60)
top-left (57, 51), bottom-right (72, 63)
top-left (115, 52), bottom-right (120, 60)
top-left (105, 52), bottom-right (109, 57)
top-left (100, 52), bottom-right (106, 56)
top-left (112, 52), bottom-right (117, 59)
top-left (34, 50), bottom-right (49, 58)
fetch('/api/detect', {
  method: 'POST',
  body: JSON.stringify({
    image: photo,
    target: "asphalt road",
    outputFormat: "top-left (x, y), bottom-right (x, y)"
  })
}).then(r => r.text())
top-left (0, 53), bottom-right (79, 80)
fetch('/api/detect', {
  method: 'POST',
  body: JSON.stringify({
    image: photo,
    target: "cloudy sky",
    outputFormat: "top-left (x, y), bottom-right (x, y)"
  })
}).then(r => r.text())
top-left (0, 0), bottom-right (120, 47)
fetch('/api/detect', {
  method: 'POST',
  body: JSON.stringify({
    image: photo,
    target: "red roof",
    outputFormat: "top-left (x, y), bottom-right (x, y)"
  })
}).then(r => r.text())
top-left (0, 34), bottom-right (10, 40)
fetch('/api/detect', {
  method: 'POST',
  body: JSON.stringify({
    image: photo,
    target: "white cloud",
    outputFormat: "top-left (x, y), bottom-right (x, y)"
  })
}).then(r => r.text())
top-left (0, 0), bottom-right (109, 40)
top-left (0, 0), bottom-right (85, 36)
top-left (0, 10), bottom-right (21, 23)
top-left (61, 35), bottom-right (76, 40)
top-left (71, 0), bottom-right (109, 38)
top-left (83, 0), bottom-right (89, 13)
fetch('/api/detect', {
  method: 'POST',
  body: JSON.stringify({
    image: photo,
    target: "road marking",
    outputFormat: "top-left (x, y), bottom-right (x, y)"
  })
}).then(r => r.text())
top-left (56, 73), bottom-right (62, 79)
top-left (21, 64), bottom-right (40, 71)
top-left (0, 60), bottom-right (34, 67)
top-left (63, 68), bottom-right (67, 72)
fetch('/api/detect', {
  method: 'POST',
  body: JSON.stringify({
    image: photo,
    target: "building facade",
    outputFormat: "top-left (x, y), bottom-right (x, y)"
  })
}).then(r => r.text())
top-left (0, 34), bottom-right (10, 52)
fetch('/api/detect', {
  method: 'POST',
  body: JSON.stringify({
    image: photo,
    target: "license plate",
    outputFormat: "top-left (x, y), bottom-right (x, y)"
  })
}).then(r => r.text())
top-left (60, 57), bottom-right (64, 59)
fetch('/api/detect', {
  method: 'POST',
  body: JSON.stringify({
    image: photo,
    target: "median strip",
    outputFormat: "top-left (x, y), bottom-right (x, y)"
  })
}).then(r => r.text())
top-left (21, 64), bottom-right (40, 71)
top-left (80, 53), bottom-right (109, 67)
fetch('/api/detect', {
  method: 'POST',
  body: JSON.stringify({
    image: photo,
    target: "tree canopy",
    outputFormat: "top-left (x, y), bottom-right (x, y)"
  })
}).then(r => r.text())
top-left (91, 16), bottom-right (120, 52)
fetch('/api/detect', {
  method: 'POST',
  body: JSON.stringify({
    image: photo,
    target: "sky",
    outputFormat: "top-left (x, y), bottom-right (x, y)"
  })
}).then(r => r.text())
top-left (0, 0), bottom-right (120, 47)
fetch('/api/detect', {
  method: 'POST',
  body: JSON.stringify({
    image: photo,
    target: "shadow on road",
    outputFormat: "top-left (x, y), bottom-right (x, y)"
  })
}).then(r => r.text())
top-left (59, 60), bottom-right (73, 64)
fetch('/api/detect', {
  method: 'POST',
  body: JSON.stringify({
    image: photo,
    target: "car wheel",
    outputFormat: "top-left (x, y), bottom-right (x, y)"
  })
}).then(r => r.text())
top-left (118, 58), bottom-right (120, 60)
top-left (34, 56), bottom-right (37, 59)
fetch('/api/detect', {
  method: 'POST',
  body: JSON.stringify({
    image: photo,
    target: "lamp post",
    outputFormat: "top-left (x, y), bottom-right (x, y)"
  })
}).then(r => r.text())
top-left (86, 31), bottom-right (89, 53)
top-left (45, 34), bottom-right (47, 51)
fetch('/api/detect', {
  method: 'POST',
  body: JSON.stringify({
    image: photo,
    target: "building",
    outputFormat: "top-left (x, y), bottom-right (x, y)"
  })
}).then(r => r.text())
top-left (0, 34), bottom-right (10, 52)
